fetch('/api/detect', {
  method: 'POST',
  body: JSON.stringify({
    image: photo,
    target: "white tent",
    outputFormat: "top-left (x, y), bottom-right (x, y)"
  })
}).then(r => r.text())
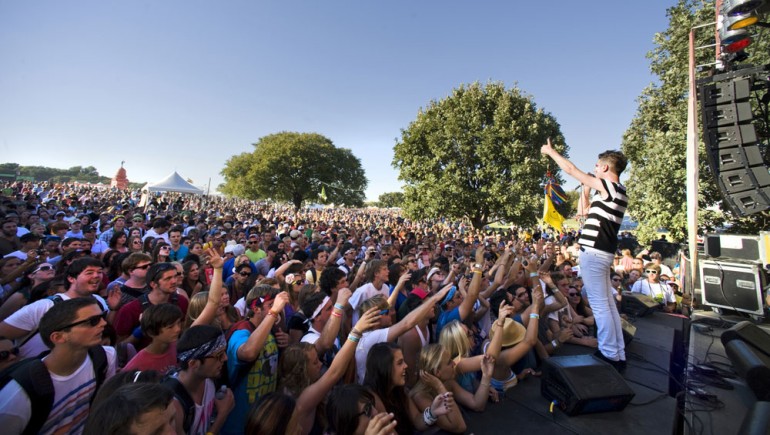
top-left (142, 171), bottom-right (204, 195)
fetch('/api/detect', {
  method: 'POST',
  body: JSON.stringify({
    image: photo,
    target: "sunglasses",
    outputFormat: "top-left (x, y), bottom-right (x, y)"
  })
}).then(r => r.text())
top-left (357, 401), bottom-right (375, 419)
top-left (0, 347), bottom-right (19, 361)
top-left (33, 265), bottom-right (53, 273)
top-left (612, 278), bottom-right (622, 281)
top-left (239, 272), bottom-right (251, 277)
top-left (645, 270), bottom-right (658, 274)
top-left (56, 312), bottom-right (107, 331)
top-left (568, 292), bottom-right (580, 297)
top-left (134, 264), bottom-right (151, 270)
top-left (379, 308), bottom-right (390, 316)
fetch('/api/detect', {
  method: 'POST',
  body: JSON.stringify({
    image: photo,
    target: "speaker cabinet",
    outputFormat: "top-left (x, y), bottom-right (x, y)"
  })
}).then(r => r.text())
top-left (541, 354), bottom-right (635, 415)
top-left (621, 318), bottom-right (636, 345)
top-left (621, 291), bottom-right (659, 317)
top-left (699, 73), bottom-right (770, 217)
top-left (704, 233), bottom-right (762, 262)
top-left (700, 259), bottom-right (767, 317)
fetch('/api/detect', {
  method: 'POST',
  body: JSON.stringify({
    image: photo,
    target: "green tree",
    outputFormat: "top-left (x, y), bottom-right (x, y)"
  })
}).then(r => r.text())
top-left (378, 191), bottom-right (405, 208)
top-left (622, 0), bottom-right (770, 244)
top-left (393, 81), bottom-right (566, 229)
top-left (220, 132), bottom-right (367, 210)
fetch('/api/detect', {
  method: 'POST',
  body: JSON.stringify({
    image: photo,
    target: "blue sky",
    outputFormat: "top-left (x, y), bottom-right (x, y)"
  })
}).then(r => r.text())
top-left (0, 1), bottom-right (675, 200)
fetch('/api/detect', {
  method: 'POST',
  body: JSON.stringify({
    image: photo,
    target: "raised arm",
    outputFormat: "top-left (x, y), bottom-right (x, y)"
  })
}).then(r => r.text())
top-left (236, 292), bottom-right (289, 361)
top-left (314, 289), bottom-right (351, 355)
top-left (192, 248), bottom-right (225, 327)
top-left (387, 284), bottom-right (452, 342)
top-left (541, 138), bottom-right (605, 192)
top-left (295, 307), bottom-right (380, 434)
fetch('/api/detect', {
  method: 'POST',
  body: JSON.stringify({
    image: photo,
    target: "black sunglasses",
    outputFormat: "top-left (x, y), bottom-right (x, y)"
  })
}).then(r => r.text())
top-left (134, 264), bottom-right (151, 270)
top-left (239, 272), bottom-right (251, 277)
top-left (0, 347), bottom-right (19, 361)
top-left (568, 292), bottom-right (580, 297)
top-left (356, 401), bottom-right (374, 418)
top-left (56, 312), bottom-right (107, 331)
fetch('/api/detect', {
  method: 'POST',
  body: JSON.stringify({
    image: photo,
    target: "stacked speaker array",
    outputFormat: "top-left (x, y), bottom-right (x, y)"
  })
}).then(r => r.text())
top-left (699, 65), bottom-right (770, 217)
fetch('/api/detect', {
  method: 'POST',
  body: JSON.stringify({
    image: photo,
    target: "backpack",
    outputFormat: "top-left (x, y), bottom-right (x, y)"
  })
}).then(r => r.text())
top-left (0, 346), bottom-right (108, 435)
top-left (161, 376), bottom-right (195, 434)
top-left (221, 320), bottom-right (257, 389)
top-left (18, 294), bottom-right (108, 348)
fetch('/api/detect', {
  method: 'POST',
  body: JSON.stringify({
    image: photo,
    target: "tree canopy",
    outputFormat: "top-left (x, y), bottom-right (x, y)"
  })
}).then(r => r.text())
top-left (621, 0), bottom-right (770, 243)
top-left (392, 81), bottom-right (566, 229)
top-left (377, 191), bottom-right (405, 209)
top-left (220, 132), bottom-right (367, 210)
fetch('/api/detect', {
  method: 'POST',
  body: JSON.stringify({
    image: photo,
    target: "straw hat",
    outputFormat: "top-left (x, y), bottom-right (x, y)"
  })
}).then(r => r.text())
top-left (489, 318), bottom-right (526, 347)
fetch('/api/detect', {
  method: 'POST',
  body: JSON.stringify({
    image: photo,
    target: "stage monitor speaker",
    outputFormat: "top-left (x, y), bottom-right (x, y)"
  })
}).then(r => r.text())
top-left (621, 318), bottom-right (636, 345)
top-left (541, 354), bottom-right (635, 416)
top-left (704, 233), bottom-right (762, 262)
top-left (621, 291), bottom-right (658, 317)
top-left (724, 338), bottom-right (770, 401)
top-left (721, 321), bottom-right (770, 358)
top-left (700, 259), bottom-right (767, 317)
top-left (699, 75), bottom-right (770, 217)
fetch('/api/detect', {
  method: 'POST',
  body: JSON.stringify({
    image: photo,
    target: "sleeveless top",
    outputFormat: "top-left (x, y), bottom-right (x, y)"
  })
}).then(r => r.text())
top-left (578, 179), bottom-right (627, 254)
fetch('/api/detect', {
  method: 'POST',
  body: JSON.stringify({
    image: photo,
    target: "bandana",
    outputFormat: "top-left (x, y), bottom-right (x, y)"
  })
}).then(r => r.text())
top-left (305, 296), bottom-right (330, 324)
top-left (177, 333), bottom-right (226, 364)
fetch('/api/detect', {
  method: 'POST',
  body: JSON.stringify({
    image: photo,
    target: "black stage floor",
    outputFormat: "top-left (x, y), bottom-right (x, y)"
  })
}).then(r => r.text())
top-left (465, 312), bottom-right (687, 435)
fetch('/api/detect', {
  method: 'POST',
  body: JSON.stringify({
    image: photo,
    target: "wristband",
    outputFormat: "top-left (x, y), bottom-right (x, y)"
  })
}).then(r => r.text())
top-left (347, 334), bottom-right (360, 343)
top-left (529, 272), bottom-right (538, 277)
top-left (334, 303), bottom-right (345, 311)
top-left (351, 327), bottom-right (362, 336)
top-left (530, 313), bottom-right (540, 319)
top-left (551, 339), bottom-right (560, 349)
top-left (331, 311), bottom-right (342, 318)
top-left (473, 270), bottom-right (482, 275)
top-left (423, 407), bottom-right (438, 426)
top-left (266, 310), bottom-right (280, 320)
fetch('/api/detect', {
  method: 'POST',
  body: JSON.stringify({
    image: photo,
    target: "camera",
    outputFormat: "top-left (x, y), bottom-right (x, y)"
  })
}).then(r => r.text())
top-left (36, 249), bottom-right (45, 255)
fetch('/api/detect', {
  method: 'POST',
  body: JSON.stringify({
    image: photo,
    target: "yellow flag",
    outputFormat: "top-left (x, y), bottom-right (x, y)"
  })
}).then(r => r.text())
top-left (319, 186), bottom-right (327, 202)
top-left (543, 195), bottom-right (564, 231)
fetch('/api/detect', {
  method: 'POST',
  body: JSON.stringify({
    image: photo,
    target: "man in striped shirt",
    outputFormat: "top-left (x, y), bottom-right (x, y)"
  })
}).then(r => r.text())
top-left (541, 138), bottom-right (628, 371)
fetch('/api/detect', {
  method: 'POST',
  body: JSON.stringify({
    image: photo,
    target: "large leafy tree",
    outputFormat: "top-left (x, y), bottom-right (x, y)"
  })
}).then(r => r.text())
top-left (622, 0), bottom-right (770, 243)
top-left (393, 82), bottom-right (566, 229)
top-left (221, 132), bottom-right (367, 210)
top-left (378, 192), bottom-right (405, 208)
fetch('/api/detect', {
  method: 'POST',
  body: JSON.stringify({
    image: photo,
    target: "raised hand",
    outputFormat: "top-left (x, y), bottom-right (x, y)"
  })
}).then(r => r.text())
top-left (420, 370), bottom-right (445, 392)
top-left (365, 412), bottom-right (398, 435)
top-left (430, 392), bottom-right (455, 417)
top-left (355, 307), bottom-right (382, 333)
top-left (205, 247), bottom-right (224, 269)
top-left (480, 354), bottom-right (495, 378)
top-left (271, 291), bottom-right (290, 313)
top-left (336, 288), bottom-right (352, 306)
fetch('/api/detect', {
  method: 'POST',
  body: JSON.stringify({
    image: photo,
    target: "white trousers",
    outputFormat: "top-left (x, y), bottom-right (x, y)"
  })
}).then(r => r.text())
top-left (579, 246), bottom-right (626, 361)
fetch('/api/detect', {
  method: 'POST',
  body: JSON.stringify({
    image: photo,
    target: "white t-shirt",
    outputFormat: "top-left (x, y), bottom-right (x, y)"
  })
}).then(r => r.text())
top-left (171, 376), bottom-right (216, 435)
top-left (0, 346), bottom-right (117, 435)
top-left (631, 280), bottom-right (676, 304)
top-left (349, 282), bottom-right (389, 326)
top-left (355, 327), bottom-right (390, 384)
top-left (4, 294), bottom-right (109, 358)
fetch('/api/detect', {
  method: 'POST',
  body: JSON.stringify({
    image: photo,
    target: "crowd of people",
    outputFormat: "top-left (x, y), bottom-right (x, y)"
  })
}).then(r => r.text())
top-left (0, 179), bottom-right (686, 435)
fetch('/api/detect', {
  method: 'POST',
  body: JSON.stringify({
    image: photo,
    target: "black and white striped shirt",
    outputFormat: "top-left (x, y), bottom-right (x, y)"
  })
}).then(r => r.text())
top-left (578, 179), bottom-right (627, 254)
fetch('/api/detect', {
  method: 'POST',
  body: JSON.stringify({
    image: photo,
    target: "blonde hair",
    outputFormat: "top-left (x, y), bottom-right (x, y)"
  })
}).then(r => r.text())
top-left (410, 344), bottom-right (447, 400)
top-left (359, 294), bottom-right (388, 317)
top-left (439, 320), bottom-right (470, 360)
top-left (185, 292), bottom-right (209, 329)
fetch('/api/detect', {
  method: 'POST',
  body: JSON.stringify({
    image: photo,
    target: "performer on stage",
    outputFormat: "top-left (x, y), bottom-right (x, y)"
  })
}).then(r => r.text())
top-left (541, 138), bottom-right (628, 371)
